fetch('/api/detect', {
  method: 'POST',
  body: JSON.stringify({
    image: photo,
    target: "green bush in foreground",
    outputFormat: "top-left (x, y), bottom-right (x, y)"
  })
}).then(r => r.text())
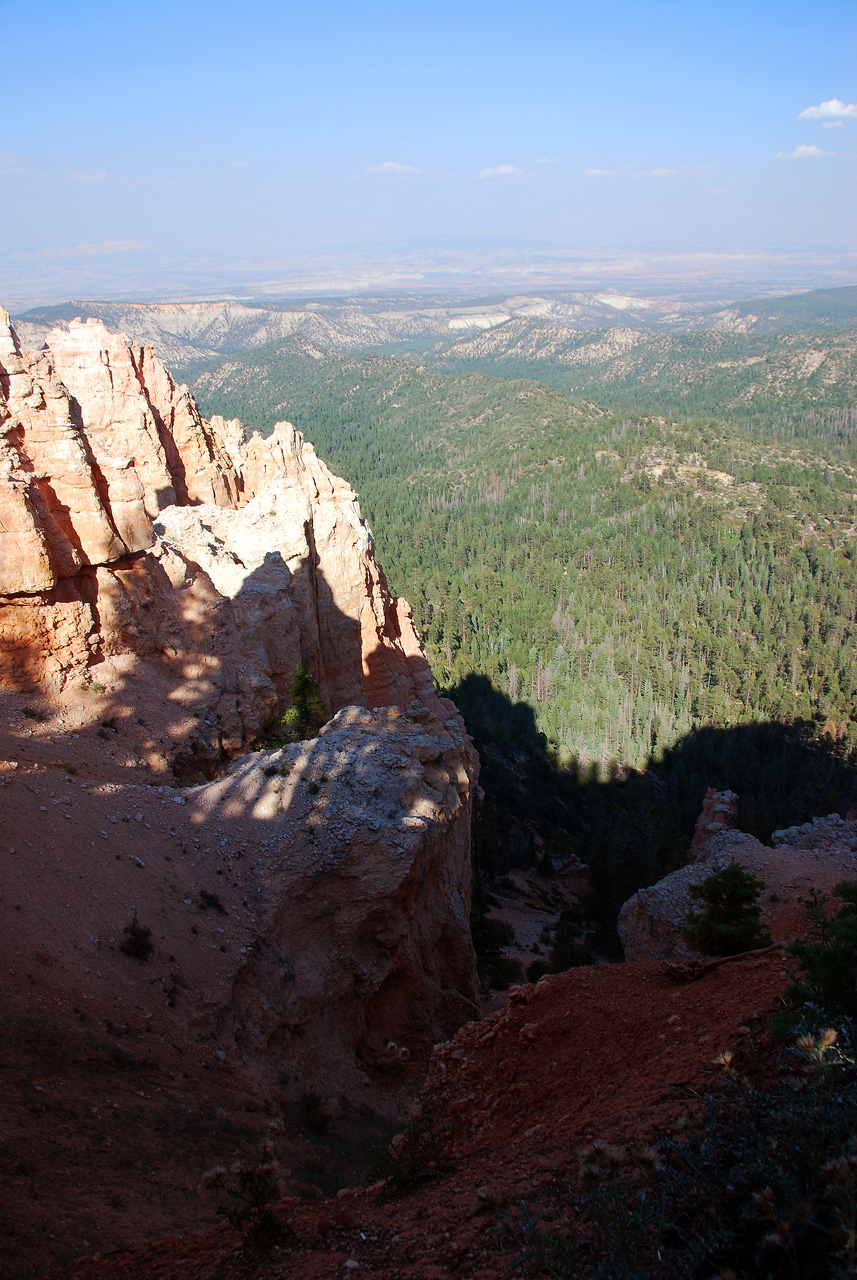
top-left (782, 881), bottom-right (857, 1026)
top-left (682, 860), bottom-right (773, 956)
top-left (516, 1031), bottom-right (857, 1278)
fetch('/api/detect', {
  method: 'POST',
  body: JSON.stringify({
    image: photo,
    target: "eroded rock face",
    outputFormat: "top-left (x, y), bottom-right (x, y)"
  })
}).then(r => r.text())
top-left (0, 305), bottom-right (480, 1103)
top-left (201, 703), bottom-right (479, 1102)
top-left (618, 789), bottom-right (857, 962)
top-left (0, 310), bottom-right (130, 592)
top-left (47, 317), bottom-right (242, 517)
top-left (0, 309), bottom-right (450, 775)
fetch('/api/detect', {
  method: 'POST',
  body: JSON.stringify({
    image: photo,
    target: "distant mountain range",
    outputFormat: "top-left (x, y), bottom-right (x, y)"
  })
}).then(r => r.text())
top-left (13, 285), bottom-right (857, 372)
top-left (434, 320), bottom-right (857, 420)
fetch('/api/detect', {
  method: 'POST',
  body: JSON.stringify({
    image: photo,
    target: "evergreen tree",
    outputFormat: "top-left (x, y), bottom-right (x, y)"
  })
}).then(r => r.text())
top-left (289, 660), bottom-right (327, 738)
top-left (682, 862), bottom-right (772, 956)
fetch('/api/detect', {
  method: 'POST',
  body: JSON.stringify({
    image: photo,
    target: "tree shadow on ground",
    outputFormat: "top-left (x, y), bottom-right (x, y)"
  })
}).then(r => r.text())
top-left (448, 673), bottom-right (857, 958)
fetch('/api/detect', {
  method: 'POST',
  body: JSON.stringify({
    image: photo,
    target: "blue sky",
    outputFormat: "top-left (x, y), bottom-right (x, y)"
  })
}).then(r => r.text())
top-left (1, 0), bottom-right (855, 299)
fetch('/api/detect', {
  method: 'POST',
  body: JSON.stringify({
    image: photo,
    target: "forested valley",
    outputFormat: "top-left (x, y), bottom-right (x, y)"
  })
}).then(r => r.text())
top-left (193, 330), bottom-right (857, 955)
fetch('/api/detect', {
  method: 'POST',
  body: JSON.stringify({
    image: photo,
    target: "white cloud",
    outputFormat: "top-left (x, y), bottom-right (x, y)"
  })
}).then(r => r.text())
top-left (640, 167), bottom-right (678, 177)
top-left (790, 143), bottom-right (836, 158)
top-left (227, 159), bottom-right (251, 168)
top-left (365, 161), bottom-right (421, 175)
top-left (585, 167), bottom-right (622, 177)
top-left (70, 169), bottom-right (107, 182)
top-left (478, 164), bottom-right (524, 179)
top-left (822, 120), bottom-right (845, 129)
top-left (535, 157), bottom-right (555, 165)
top-left (798, 97), bottom-right (857, 120)
top-left (0, 150), bottom-right (32, 175)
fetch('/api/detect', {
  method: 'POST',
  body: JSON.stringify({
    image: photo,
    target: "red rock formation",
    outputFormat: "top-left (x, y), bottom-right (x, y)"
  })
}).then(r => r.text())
top-left (688, 786), bottom-right (739, 857)
top-left (618, 788), bottom-right (857, 962)
top-left (0, 306), bottom-right (482, 1273)
top-left (0, 310), bottom-right (131, 592)
top-left (0, 309), bottom-right (453, 770)
top-left (0, 303), bottom-right (480, 1143)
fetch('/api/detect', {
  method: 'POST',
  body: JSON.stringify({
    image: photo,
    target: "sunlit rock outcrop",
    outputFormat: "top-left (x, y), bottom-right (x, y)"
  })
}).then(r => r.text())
top-left (0, 303), bottom-right (479, 1105)
top-left (0, 309), bottom-right (450, 773)
top-left (204, 703), bottom-right (479, 1102)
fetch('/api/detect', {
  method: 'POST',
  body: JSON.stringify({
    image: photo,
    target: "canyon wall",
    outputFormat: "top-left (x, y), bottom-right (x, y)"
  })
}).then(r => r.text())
top-left (0, 309), bottom-right (447, 779)
top-left (0, 307), bottom-right (479, 1103)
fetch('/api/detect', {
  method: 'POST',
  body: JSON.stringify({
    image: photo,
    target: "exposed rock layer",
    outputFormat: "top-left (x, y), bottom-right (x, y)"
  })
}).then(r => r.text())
top-left (618, 788), bottom-right (857, 962)
top-left (0, 309), bottom-right (449, 777)
top-left (0, 305), bottom-right (480, 1108)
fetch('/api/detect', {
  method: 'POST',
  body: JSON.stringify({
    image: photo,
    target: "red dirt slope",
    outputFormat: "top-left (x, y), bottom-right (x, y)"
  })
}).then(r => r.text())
top-left (55, 951), bottom-right (787, 1280)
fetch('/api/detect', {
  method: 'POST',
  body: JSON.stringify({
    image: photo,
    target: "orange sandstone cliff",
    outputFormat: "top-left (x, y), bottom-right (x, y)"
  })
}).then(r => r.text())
top-left (0, 309), bottom-right (449, 777)
top-left (0, 307), bottom-right (479, 1129)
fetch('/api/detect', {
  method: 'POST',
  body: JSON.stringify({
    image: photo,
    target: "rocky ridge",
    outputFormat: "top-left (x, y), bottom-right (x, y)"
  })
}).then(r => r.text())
top-left (11, 292), bottom-right (717, 370)
top-left (618, 786), bottom-right (857, 962)
top-left (0, 308), bottom-right (481, 1273)
top-left (0, 308), bottom-right (446, 778)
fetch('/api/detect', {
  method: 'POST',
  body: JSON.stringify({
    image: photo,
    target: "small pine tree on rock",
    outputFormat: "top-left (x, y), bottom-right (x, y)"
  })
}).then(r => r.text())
top-left (682, 861), bottom-right (772, 956)
top-left (289, 660), bottom-right (327, 738)
top-left (261, 661), bottom-right (327, 747)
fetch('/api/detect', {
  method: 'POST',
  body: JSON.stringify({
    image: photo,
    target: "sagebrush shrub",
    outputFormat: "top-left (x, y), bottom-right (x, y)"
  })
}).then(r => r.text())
top-left (199, 1141), bottom-right (289, 1248)
top-left (367, 1097), bottom-right (455, 1195)
top-left (517, 1031), bottom-right (857, 1278)
top-left (119, 913), bottom-right (153, 962)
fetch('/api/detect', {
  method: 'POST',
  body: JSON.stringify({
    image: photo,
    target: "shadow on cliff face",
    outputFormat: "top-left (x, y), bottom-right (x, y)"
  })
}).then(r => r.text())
top-left (185, 689), bottom-right (477, 1098)
top-left (448, 672), bottom-right (857, 956)
top-left (0, 547), bottom-right (370, 786)
top-left (0, 550), bottom-right (479, 1114)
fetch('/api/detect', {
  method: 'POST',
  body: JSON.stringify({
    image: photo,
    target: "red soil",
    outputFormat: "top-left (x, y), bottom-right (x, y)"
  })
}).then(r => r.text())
top-left (0, 687), bottom-right (797, 1279)
top-left (48, 951), bottom-right (788, 1280)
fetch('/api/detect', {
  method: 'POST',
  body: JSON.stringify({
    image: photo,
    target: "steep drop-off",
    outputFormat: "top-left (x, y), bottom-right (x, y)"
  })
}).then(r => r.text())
top-left (0, 309), bottom-right (480, 1273)
top-left (0, 309), bottom-right (449, 777)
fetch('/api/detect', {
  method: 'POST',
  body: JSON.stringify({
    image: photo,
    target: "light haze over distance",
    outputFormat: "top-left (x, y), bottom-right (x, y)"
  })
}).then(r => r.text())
top-left (1, 0), bottom-right (855, 301)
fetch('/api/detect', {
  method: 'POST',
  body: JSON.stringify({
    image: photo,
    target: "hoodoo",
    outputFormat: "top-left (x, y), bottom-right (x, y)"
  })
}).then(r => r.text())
top-left (0, 308), bottom-right (479, 1107)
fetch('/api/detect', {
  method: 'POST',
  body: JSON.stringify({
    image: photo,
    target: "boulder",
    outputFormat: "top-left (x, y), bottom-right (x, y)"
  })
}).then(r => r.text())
top-left (208, 703), bottom-right (479, 1103)
top-left (618, 789), bottom-right (857, 962)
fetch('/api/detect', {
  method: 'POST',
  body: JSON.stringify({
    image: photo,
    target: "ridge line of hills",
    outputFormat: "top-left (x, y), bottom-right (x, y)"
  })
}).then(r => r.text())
top-left (12, 284), bottom-right (857, 373)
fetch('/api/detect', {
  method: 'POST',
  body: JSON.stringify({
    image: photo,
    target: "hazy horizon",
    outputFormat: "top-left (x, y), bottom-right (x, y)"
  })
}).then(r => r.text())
top-left (2, 0), bottom-right (855, 305)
